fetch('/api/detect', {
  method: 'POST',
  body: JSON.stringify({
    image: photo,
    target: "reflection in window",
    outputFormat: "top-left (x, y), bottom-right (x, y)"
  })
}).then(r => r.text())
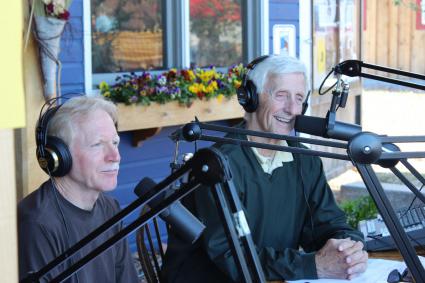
top-left (190, 0), bottom-right (242, 68)
top-left (312, 0), bottom-right (359, 88)
top-left (91, 0), bottom-right (163, 74)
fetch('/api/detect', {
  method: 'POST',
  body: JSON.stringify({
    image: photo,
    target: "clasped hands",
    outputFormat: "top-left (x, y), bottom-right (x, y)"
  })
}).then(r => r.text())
top-left (315, 238), bottom-right (368, 280)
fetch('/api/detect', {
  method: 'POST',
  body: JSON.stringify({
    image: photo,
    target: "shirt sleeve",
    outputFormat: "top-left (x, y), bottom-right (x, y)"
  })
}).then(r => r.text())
top-left (193, 184), bottom-right (318, 282)
top-left (298, 156), bottom-right (364, 252)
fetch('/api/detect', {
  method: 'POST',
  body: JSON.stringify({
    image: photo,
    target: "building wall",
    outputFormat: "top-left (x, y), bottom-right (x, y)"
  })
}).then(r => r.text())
top-left (60, 0), bottom-right (85, 94)
top-left (363, 0), bottom-right (425, 78)
top-left (268, 0), bottom-right (300, 56)
top-left (1, 129), bottom-right (18, 283)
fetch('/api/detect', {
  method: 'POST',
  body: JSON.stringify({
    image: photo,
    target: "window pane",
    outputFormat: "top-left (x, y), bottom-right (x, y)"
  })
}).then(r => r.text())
top-left (190, 0), bottom-right (242, 68)
top-left (91, 0), bottom-right (163, 74)
top-left (312, 0), bottom-right (339, 89)
top-left (339, 0), bottom-right (359, 62)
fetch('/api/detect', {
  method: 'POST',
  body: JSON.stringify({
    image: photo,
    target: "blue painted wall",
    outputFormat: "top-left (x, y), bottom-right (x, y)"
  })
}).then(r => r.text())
top-left (60, 0), bottom-right (300, 253)
top-left (269, 0), bottom-right (300, 57)
top-left (60, 0), bottom-right (85, 94)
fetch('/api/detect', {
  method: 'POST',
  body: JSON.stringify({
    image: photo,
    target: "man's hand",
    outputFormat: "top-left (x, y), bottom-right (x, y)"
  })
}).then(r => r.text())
top-left (315, 238), bottom-right (368, 279)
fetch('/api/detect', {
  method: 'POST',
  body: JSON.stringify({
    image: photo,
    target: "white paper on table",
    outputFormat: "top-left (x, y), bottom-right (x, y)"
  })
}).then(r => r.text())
top-left (287, 256), bottom-right (425, 283)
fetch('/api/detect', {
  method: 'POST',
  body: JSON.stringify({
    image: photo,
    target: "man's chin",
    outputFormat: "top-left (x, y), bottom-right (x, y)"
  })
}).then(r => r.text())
top-left (97, 182), bottom-right (117, 192)
top-left (271, 127), bottom-right (292, 136)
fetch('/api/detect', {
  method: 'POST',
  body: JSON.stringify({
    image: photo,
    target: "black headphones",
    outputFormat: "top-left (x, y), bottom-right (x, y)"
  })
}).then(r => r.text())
top-left (237, 55), bottom-right (310, 115)
top-left (35, 99), bottom-right (73, 177)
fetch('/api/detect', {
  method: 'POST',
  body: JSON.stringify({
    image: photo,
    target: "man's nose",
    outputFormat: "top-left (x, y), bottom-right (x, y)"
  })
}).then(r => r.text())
top-left (282, 98), bottom-right (298, 115)
top-left (106, 144), bottom-right (120, 162)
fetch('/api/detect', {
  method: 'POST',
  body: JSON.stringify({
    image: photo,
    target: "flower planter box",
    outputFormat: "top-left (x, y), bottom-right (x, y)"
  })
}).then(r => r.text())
top-left (117, 96), bottom-right (244, 132)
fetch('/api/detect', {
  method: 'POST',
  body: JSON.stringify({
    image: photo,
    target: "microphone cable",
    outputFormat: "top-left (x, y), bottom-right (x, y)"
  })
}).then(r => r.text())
top-left (318, 68), bottom-right (338, 96)
top-left (49, 173), bottom-right (80, 283)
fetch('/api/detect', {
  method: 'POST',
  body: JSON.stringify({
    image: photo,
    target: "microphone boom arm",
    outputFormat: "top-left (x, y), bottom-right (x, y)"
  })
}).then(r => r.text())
top-left (335, 60), bottom-right (425, 91)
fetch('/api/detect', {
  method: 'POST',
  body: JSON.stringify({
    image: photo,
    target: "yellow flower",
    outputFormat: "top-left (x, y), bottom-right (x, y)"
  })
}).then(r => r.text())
top-left (103, 91), bottom-right (111, 98)
top-left (205, 81), bottom-right (218, 94)
top-left (216, 94), bottom-right (224, 103)
top-left (99, 81), bottom-right (109, 91)
top-left (187, 70), bottom-right (196, 81)
top-left (198, 69), bottom-right (217, 83)
top-left (188, 83), bottom-right (206, 94)
top-left (234, 80), bottom-right (242, 89)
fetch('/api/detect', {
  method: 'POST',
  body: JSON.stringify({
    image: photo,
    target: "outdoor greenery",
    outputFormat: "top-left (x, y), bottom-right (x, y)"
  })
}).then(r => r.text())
top-left (99, 64), bottom-right (245, 106)
top-left (190, 0), bottom-right (242, 67)
top-left (339, 195), bottom-right (378, 229)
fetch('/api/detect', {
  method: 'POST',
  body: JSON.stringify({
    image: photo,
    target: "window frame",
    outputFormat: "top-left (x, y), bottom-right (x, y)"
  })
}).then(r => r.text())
top-left (83, 0), bottom-right (268, 94)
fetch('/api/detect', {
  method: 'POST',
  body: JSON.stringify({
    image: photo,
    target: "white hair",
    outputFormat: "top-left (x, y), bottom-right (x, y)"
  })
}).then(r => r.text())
top-left (47, 95), bottom-right (118, 145)
top-left (248, 54), bottom-right (310, 95)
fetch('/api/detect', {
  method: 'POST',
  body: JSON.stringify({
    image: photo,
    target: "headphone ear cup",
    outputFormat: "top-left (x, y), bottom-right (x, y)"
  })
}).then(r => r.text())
top-left (38, 136), bottom-right (73, 177)
top-left (237, 82), bottom-right (249, 110)
top-left (237, 79), bottom-right (258, 113)
top-left (238, 55), bottom-right (269, 113)
top-left (301, 100), bottom-right (309, 115)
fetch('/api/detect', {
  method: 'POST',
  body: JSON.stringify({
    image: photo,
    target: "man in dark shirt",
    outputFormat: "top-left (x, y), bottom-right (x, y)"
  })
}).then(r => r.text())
top-left (18, 96), bottom-right (139, 282)
top-left (161, 55), bottom-right (368, 282)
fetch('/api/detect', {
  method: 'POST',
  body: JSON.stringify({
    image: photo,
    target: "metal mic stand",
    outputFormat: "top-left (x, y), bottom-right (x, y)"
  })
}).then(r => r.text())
top-left (21, 148), bottom-right (265, 283)
top-left (334, 60), bottom-right (425, 90)
top-left (179, 118), bottom-right (425, 282)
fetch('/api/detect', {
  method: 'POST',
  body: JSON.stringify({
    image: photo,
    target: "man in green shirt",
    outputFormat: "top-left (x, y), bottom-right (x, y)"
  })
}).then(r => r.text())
top-left (161, 55), bottom-right (368, 282)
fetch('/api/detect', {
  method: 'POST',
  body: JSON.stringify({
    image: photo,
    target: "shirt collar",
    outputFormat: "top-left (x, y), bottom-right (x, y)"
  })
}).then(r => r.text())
top-left (247, 137), bottom-right (294, 174)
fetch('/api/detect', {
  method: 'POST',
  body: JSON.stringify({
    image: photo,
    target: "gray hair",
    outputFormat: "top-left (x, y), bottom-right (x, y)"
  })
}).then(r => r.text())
top-left (248, 54), bottom-right (310, 96)
top-left (47, 95), bottom-right (118, 145)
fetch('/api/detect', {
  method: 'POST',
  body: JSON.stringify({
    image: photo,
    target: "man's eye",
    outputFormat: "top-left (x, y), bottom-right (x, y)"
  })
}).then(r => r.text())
top-left (273, 92), bottom-right (287, 100)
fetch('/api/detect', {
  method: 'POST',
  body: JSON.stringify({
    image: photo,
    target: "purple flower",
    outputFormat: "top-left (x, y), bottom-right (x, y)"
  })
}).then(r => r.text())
top-left (156, 86), bottom-right (168, 93)
top-left (157, 75), bottom-right (167, 86)
top-left (129, 96), bottom-right (138, 103)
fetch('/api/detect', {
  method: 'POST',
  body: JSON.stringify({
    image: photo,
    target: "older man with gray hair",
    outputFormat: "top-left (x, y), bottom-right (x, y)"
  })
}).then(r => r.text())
top-left (161, 55), bottom-right (368, 282)
top-left (18, 96), bottom-right (138, 282)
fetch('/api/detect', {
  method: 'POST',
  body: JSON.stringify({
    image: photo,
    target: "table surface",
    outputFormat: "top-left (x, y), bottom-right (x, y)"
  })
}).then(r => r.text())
top-left (268, 248), bottom-right (425, 283)
top-left (369, 247), bottom-right (425, 261)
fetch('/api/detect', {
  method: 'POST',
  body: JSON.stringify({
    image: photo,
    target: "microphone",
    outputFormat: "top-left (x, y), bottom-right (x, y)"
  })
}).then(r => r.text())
top-left (295, 115), bottom-right (403, 167)
top-left (294, 115), bottom-right (362, 141)
top-left (134, 177), bottom-right (205, 243)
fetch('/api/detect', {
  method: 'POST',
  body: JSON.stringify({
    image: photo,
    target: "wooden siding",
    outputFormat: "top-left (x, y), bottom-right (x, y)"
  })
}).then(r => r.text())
top-left (363, 0), bottom-right (425, 77)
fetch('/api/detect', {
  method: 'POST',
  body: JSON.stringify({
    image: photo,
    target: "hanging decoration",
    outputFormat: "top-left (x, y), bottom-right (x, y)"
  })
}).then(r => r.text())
top-left (27, 0), bottom-right (72, 100)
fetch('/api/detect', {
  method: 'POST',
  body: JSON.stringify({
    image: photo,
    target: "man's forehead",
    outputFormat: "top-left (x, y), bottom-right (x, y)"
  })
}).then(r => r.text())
top-left (265, 73), bottom-right (306, 91)
top-left (267, 72), bottom-right (305, 80)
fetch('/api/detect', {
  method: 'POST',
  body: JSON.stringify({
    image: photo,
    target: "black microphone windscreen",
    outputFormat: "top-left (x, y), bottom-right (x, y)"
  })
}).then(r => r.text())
top-left (133, 177), bottom-right (205, 243)
top-left (134, 177), bottom-right (156, 198)
top-left (294, 115), bottom-right (328, 137)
